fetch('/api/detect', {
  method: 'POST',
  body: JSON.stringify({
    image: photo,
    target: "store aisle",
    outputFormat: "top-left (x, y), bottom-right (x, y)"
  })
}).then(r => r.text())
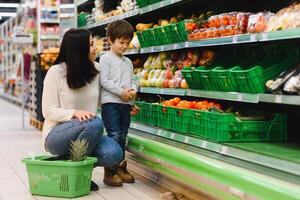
top-left (0, 99), bottom-right (163, 200)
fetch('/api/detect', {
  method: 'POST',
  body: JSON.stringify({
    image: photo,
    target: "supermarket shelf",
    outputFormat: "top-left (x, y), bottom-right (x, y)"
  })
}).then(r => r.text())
top-left (260, 94), bottom-right (300, 105)
top-left (129, 122), bottom-right (300, 176)
top-left (40, 35), bottom-right (60, 40)
top-left (0, 93), bottom-right (23, 106)
top-left (138, 87), bottom-right (300, 106)
top-left (86, 9), bottom-right (139, 29)
top-left (60, 13), bottom-right (75, 18)
top-left (259, 28), bottom-right (300, 42)
top-left (40, 19), bottom-right (60, 24)
top-left (127, 133), bottom-right (300, 200)
top-left (96, 49), bottom-right (139, 58)
top-left (139, 87), bottom-right (186, 96)
top-left (139, 0), bottom-right (187, 14)
top-left (125, 48), bottom-right (139, 55)
top-left (139, 34), bottom-right (258, 53)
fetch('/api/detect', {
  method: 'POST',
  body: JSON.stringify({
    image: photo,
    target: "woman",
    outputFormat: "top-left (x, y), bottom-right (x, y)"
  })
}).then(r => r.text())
top-left (42, 29), bottom-right (123, 191)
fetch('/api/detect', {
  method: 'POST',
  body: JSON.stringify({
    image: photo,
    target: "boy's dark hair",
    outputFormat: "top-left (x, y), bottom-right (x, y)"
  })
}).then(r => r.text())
top-left (106, 20), bottom-right (134, 42)
top-left (54, 29), bottom-right (99, 89)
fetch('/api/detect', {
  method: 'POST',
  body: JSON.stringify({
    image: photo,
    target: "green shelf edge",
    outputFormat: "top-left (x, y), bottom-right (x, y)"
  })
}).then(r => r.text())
top-left (129, 122), bottom-right (300, 176)
top-left (138, 87), bottom-right (300, 106)
top-left (127, 134), bottom-right (300, 200)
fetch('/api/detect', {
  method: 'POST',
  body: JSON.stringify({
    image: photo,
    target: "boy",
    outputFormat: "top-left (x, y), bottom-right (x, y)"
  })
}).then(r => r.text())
top-left (100, 20), bottom-right (138, 187)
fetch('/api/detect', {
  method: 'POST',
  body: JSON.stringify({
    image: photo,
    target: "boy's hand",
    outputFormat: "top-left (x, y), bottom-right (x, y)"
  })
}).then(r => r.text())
top-left (130, 105), bottom-right (140, 116)
top-left (129, 90), bottom-right (137, 100)
top-left (121, 88), bottom-right (133, 102)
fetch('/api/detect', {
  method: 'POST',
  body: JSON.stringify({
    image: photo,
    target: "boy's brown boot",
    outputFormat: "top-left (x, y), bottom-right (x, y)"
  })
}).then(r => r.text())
top-left (103, 166), bottom-right (123, 187)
top-left (117, 160), bottom-right (135, 183)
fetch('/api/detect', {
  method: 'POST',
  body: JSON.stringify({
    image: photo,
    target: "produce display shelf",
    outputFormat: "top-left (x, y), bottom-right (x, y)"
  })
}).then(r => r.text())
top-left (85, 0), bottom-right (188, 29)
top-left (128, 29), bottom-right (300, 54)
top-left (0, 93), bottom-right (24, 106)
top-left (127, 133), bottom-right (300, 200)
top-left (139, 0), bottom-right (187, 14)
top-left (97, 49), bottom-right (139, 58)
top-left (87, 9), bottom-right (139, 29)
top-left (129, 122), bottom-right (300, 176)
top-left (138, 87), bottom-right (300, 106)
top-left (139, 87), bottom-right (186, 96)
top-left (40, 19), bottom-right (60, 24)
top-left (40, 35), bottom-right (60, 40)
top-left (259, 28), bottom-right (300, 42)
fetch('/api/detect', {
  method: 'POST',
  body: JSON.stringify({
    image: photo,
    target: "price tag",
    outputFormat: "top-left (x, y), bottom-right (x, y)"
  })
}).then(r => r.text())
top-left (250, 34), bottom-right (256, 42)
top-left (232, 35), bottom-right (238, 43)
top-left (275, 95), bottom-right (282, 103)
top-left (151, 46), bottom-right (155, 52)
top-left (170, 133), bottom-right (176, 139)
top-left (220, 146), bottom-right (228, 154)
top-left (157, 130), bottom-right (162, 136)
top-left (184, 136), bottom-right (190, 143)
top-left (184, 42), bottom-right (189, 48)
top-left (261, 33), bottom-right (268, 41)
top-left (201, 141), bottom-right (207, 148)
top-left (237, 94), bottom-right (243, 101)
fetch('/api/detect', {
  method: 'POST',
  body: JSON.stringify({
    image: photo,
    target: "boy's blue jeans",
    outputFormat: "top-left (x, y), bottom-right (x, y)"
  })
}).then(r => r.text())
top-left (45, 117), bottom-right (123, 167)
top-left (101, 103), bottom-right (131, 160)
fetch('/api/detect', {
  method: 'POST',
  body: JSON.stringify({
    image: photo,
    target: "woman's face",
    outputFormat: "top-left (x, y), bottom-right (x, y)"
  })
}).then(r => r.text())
top-left (89, 35), bottom-right (97, 61)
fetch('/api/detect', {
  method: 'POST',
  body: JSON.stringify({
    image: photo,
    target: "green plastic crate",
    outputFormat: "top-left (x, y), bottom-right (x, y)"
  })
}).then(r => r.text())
top-left (131, 101), bottom-right (144, 122)
top-left (136, 31), bottom-right (148, 47)
top-left (153, 26), bottom-right (170, 45)
top-left (181, 67), bottom-right (199, 89)
top-left (22, 156), bottom-right (97, 198)
top-left (231, 58), bottom-right (296, 93)
top-left (210, 66), bottom-right (240, 92)
top-left (190, 109), bottom-right (206, 137)
top-left (136, 0), bottom-right (161, 8)
top-left (142, 28), bottom-right (158, 46)
top-left (164, 23), bottom-right (185, 43)
top-left (177, 20), bottom-right (189, 42)
top-left (172, 108), bottom-right (193, 133)
top-left (158, 105), bottom-right (175, 130)
top-left (201, 111), bottom-right (287, 142)
top-left (193, 66), bottom-right (215, 91)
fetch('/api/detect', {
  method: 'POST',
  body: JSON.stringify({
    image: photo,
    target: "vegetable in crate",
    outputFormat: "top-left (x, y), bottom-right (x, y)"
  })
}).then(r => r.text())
top-left (283, 67), bottom-right (300, 95)
top-left (136, 23), bottom-right (153, 31)
top-left (266, 66), bottom-right (300, 94)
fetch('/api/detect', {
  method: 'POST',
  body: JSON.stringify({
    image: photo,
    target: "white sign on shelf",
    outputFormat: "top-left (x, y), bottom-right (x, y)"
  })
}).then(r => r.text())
top-left (12, 34), bottom-right (33, 44)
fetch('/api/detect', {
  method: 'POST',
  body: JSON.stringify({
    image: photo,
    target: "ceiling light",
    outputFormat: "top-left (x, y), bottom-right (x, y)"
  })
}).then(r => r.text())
top-left (0, 3), bottom-right (20, 8)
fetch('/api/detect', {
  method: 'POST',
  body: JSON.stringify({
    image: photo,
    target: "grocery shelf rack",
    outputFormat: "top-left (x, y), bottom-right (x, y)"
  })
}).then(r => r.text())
top-left (76, 0), bottom-right (300, 199)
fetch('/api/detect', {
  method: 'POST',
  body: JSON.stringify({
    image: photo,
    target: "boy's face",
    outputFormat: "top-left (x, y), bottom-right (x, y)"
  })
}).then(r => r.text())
top-left (109, 37), bottom-right (131, 56)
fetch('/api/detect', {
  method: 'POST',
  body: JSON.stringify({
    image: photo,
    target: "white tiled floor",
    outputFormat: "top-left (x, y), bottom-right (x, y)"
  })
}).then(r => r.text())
top-left (0, 98), bottom-right (162, 200)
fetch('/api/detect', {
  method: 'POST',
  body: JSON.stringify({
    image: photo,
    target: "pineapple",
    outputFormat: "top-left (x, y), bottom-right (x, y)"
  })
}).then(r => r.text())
top-left (69, 139), bottom-right (89, 162)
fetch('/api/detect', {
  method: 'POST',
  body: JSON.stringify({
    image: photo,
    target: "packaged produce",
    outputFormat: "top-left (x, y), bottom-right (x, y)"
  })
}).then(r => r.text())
top-left (247, 12), bottom-right (273, 33)
top-left (266, 2), bottom-right (300, 31)
top-left (236, 12), bottom-right (251, 34)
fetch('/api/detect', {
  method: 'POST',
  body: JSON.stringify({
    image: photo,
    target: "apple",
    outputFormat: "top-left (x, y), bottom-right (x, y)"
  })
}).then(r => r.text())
top-left (165, 69), bottom-right (173, 79)
top-left (169, 79), bottom-right (175, 88)
top-left (180, 79), bottom-right (188, 88)
top-left (163, 79), bottom-right (169, 88)
top-left (155, 78), bottom-right (164, 88)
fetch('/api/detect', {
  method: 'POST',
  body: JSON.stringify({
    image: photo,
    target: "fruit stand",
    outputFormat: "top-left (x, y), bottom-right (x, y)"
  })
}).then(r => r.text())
top-left (76, 0), bottom-right (300, 199)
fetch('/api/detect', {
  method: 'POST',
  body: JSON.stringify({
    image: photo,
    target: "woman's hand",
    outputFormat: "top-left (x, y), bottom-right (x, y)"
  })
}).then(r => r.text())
top-left (73, 110), bottom-right (96, 122)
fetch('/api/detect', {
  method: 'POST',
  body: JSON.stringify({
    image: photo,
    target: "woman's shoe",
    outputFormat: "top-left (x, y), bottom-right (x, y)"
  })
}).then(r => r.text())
top-left (103, 166), bottom-right (123, 186)
top-left (117, 160), bottom-right (135, 183)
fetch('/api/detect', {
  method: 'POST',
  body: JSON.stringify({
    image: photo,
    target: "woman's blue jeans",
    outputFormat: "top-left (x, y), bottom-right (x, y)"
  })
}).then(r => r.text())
top-left (45, 117), bottom-right (123, 167)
